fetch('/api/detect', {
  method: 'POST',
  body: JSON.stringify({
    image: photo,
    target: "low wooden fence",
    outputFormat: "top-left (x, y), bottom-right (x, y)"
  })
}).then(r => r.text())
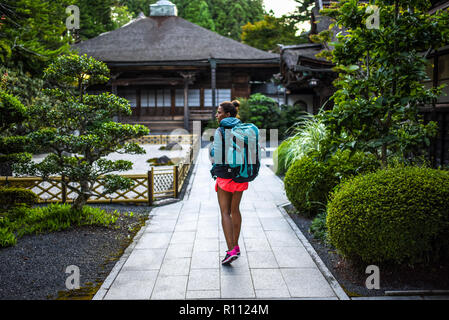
top-left (0, 135), bottom-right (200, 205)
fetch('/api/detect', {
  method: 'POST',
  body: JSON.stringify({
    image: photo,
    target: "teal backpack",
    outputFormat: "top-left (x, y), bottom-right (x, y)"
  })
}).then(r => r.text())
top-left (211, 122), bottom-right (261, 183)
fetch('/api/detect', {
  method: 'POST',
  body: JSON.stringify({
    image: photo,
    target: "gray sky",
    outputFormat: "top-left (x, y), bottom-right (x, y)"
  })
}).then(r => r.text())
top-left (263, 0), bottom-right (311, 33)
top-left (263, 0), bottom-right (298, 17)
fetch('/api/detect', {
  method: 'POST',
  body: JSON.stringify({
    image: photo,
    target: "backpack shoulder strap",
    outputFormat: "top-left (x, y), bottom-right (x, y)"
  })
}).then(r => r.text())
top-left (219, 127), bottom-right (225, 164)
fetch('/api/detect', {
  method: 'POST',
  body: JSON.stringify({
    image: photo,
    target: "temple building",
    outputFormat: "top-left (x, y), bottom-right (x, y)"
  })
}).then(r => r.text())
top-left (278, 0), bottom-right (340, 114)
top-left (72, 0), bottom-right (279, 133)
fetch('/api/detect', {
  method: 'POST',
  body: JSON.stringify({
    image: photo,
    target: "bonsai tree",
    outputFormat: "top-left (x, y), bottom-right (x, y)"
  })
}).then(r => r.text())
top-left (315, 0), bottom-right (449, 166)
top-left (15, 54), bottom-right (149, 211)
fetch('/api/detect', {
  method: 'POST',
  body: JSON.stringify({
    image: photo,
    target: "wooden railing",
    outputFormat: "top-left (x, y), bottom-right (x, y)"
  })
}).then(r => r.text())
top-left (0, 135), bottom-right (200, 205)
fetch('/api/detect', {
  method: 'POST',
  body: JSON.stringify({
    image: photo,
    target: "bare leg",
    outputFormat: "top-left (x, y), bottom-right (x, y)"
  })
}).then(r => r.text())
top-left (217, 185), bottom-right (234, 251)
top-left (230, 191), bottom-right (243, 247)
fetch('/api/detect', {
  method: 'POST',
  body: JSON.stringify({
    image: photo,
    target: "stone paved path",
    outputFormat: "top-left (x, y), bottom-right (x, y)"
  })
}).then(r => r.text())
top-left (93, 147), bottom-right (348, 300)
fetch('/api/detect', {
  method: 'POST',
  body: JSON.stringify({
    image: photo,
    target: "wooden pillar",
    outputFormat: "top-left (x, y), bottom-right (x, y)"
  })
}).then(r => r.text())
top-left (180, 72), bottom-right (195, 132)
top-left (209, 59), bottom-right (217, 119)
top-left (173, 165), bottom-right (179, 198)
top-left (184, 79), bottom-right (189, 131)
top-left (148, 168), bottom-right (153, 206)
top-left (112, 83), bottom-right (118, 122)
top-left (61, 175), bottom-right (67, 204)
top-left (137, 88), bottom-right (141, 120)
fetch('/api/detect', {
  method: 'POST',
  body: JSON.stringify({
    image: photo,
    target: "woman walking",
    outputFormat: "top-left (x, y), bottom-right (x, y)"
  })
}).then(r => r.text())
top-left (210, 100), bottom-right (247, 265)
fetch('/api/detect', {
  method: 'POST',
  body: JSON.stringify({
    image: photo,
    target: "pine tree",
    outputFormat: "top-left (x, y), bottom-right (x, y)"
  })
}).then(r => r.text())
top-left (0, 0), bottom-right (71, 75)
top-left (75, 0), bottom-right (116, 40)
top-left (183, 0), bottom-right (215, 31)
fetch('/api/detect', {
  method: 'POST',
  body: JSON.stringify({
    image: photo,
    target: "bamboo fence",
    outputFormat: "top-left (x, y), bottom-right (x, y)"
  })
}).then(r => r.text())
top-left (0, 135), bottom-right (200, 205)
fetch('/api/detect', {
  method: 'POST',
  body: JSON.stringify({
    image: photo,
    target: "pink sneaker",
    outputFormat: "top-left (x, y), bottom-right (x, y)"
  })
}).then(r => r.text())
top-left (234, 245), bottom-right (240, 256)
top-left (221, 248), bottom-right (239, 265)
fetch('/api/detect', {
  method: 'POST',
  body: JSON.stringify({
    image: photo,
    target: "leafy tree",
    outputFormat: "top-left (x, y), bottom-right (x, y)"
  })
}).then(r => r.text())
top-left (289, 0), bottom-right (316, 26)
top-left (238, 93), bottom-right (281, 131)
top-left (75, 0), bottom-right (116, 40)
top-left (0, 0), bottom-right (71, 75)
top-left (119, 0), bottom-right (161, 17)
top-left (241, 14), bottom-right (306, 52)
top-left (208, 0), bottom-right (265, 40)
top-left (14, 54), bottom-right (149, 211)
top-left (183, 0), bottom-right (215, 31)
top-left (316, 0), bottom-right (449, 166)
top-left (111, 4), bottom-right (134, 29)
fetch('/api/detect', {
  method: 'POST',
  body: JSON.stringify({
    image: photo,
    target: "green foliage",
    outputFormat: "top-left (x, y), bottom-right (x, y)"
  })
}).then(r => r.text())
top-left (14, 54), bottom-right (149, 211)
top-left (0, 89), bottom-right (32, 175)
top-left (74, 0), bottom-right (116, 40)
top-left (283, 115), bottom-right (329, 169)
top-left (284, 149), bottom-right (380, 217)
top-left (183, 0), bottom-right (215, 31)
top-left (317, 0), bottom-right (449, 166)
top-left (0, 204), bottom-right (119, 247)
top-left (0, 187), bottom-right (38, 210)
top-left (111, 5), bottom-right (134, 29)
top-left (289, 0), bottom-right (316, 26)
top-left (309, 210), bottom-right (329, 244)
top-left (238, 93), bottom-right (281, 130)
top-left (284, 155), bottom-right (332, 217)
top-left (0, 66), bottom-right (49, 107)
top-left (273, 137), bottom-right (299, 176)
top-left (241, 14), bottom-right (306, 52)
top-left (0, 0), bottom-right (71, 75)
top-left (327, 166), bottom-right (449, 264)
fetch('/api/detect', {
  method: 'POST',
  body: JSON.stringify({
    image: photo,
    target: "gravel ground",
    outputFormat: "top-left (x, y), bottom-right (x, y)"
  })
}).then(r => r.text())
top-left (285, 204), bottom-right (449, 297)
top-left (0, 204), bottom-right (152, 300)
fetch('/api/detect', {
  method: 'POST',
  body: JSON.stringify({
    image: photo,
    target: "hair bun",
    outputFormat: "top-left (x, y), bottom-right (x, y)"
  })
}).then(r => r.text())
top-left (231, 100), bottom-right (240, 108)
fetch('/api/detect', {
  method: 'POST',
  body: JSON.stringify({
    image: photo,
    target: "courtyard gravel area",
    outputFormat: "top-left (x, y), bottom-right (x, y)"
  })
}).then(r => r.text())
top-left (0, 204), bottom-right (152, 300)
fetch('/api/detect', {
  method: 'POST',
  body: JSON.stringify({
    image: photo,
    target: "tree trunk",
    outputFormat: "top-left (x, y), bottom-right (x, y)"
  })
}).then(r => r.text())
top-left (72, 181), bottom-right (90, 211)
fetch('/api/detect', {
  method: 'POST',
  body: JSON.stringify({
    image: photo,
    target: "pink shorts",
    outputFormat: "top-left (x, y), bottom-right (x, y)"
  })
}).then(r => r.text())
top-left (215, 177), bottom-right (248, 193)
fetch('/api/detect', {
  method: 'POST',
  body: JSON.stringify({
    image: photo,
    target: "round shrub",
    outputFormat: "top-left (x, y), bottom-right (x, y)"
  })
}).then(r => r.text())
top-left (0, 187), bottom-right (38, 210)
top-left (284, 155), bottom-right (334, 217)
top-left (327, 167), bottom-right (449, 264)
top-left (284, 150), bottom-right (380, 217)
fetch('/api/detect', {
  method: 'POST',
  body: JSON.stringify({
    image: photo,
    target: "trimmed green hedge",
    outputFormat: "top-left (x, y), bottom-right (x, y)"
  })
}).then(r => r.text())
top-left (326, 166), bottom-right (449, 264)
top-left (284, 155), bottom-right (333, 217)
top-left (0, 187), bottom-right (38, 210)
top-left (284, 150), bottom-right (379, 217)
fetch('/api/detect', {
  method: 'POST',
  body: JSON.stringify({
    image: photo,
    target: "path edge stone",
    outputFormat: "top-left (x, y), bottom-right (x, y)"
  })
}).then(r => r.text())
top-left (277, 201), bottom-right (350, 300)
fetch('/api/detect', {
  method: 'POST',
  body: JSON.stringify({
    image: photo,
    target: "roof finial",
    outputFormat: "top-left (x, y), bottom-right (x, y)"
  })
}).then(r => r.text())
top-left (150, 0), bottom-right (178, 17)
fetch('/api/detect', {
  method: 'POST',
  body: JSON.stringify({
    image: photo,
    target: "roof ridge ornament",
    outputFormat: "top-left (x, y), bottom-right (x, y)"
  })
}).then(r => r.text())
top-left (150, 0), bottom-right (178, 17)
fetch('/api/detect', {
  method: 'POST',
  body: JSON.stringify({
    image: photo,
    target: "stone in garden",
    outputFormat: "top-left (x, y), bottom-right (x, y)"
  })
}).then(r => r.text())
top-left (165, 142), bottom-right (182, 151)
top-left (157, 156), bottom-right (171, 164)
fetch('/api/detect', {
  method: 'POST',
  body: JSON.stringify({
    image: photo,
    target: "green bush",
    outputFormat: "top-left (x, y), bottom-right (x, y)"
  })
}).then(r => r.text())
top-left (0, 187), bottom-right (38, 210)
top-left (327, 167), bottom-right (449, 264)
top-left (327, 149), bottom-right (380, 185)
top-left (284, 155), bottom-right (333, 217)
top-left (238, 93), bottom-right (281, 131)
top-left (284, 150), bottom-right (380, 217)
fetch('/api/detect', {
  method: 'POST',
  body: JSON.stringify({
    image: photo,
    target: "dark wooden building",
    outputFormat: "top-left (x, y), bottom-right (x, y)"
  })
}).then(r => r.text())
top-left (421, 1), bottom-right (449, 166)
top-left (72, 0), bottom-right (279, 133)
top-left (278, 0), bottom-right (339, 114)
top-left (279, 43), bottom-right (336, 114)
